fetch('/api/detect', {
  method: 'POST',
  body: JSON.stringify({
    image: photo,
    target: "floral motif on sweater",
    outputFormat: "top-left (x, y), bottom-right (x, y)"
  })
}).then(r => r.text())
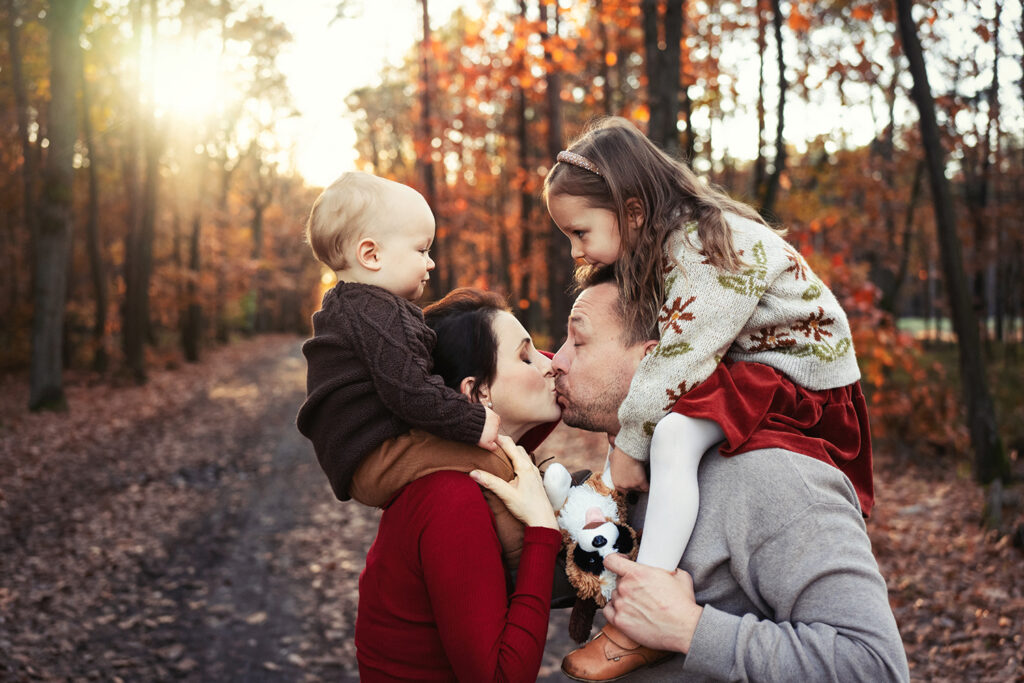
top-left (616, 212), bottom-right (861, 462)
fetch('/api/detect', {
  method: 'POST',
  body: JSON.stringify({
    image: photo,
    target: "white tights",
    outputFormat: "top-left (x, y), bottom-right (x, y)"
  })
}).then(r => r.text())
top-left (634, 413), bottom-right (725, 571)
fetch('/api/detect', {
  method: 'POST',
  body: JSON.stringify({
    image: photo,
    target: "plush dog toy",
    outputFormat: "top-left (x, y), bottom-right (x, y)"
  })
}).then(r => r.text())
top-left (544, 463), bottom-right (639, 643)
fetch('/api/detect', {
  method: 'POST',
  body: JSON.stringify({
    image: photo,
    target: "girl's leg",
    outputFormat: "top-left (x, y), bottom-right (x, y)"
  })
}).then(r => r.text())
top-left (636, 413), bottom-right (724, 570)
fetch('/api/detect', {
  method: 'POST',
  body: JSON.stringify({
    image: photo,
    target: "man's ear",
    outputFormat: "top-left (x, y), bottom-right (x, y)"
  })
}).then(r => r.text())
top-left (641, 339), bottom-right (659, 356)
top-left (625, 197), bottom-right (645, 230)
top-left (355, 237), bottom-right (383, 271)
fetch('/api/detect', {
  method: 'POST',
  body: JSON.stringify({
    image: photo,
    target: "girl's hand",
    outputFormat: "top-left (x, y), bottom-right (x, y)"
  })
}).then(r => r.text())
top-left (609, 446), bottom-right (649, 493)
top-left (470, 435), bottom-right (559, 530)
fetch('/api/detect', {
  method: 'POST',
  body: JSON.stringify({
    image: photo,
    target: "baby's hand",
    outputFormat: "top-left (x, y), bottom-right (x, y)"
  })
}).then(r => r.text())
top-left (609, 446), bottom-right (649, 493)
top-left (477, 406), bottom-right (501, 451)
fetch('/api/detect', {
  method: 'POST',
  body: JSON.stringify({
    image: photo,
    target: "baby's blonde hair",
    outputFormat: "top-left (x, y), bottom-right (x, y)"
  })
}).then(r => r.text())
top-left (306, 172), bottom-right (384, 271)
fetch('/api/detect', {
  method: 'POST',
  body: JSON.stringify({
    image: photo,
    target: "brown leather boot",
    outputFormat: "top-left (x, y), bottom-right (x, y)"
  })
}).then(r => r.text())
top-left (560, 623), bottom-right (673, 681)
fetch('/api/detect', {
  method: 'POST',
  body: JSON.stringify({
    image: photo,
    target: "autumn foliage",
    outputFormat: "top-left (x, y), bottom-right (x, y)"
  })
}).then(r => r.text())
top-left (1, 0), bottom-right (1023, 680)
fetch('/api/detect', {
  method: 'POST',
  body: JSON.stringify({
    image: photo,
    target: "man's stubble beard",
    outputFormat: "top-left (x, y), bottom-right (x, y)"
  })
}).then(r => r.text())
top-left (555, 368), bottom-right (631, 436)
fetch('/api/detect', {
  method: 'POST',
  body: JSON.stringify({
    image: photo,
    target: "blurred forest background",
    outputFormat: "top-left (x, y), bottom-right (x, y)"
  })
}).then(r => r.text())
top-left (1, 0), bottom-right (1023, 679)
top-left (3, 0), bottom-right (1022, 485)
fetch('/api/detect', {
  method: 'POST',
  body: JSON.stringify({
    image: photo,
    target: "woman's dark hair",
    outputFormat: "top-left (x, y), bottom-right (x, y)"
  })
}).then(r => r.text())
top-left (423, 288), bottom-right (509, 400)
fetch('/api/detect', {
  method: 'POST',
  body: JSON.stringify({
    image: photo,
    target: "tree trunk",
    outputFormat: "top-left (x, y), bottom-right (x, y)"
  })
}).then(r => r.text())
top-left (896, 0), bottom-right (1010, 488)
top-left (80, 45), bottom-right (108, 372)
top-left (879, 159), bottom-right (923, 315)
top-left (642, 0), bottom-right (683, 155)
top-left (990, 1), bottom-right (1004, 343)
top-left (642, 0), bottom-right (662, 142)
top-left (248, 179), bottom-right (271, 333)
top-left (515, 72), bottom-right (535, 329)
top-left (121, 0), bottom-right (145, 379)
top-left (759, 0), bottom-right (787, 219)
top-left (514, 1), bottom-right (537, 330)
top-left (680, 1), bottom-right (695, 164)
top-left (595, 0), bottom-right (613, 115)
top-left (417, 0), bottom-right (444, 298)
top-left (541, 0), bottom-right (571, 338)
top-left (28, 0), bottom-right (86, 410)
top-left (5, 0), bottom-right (39, 264)
top-left (752, 0), bottom-right (767, 197)
top-left (182, 208), bottom-right (202, 363)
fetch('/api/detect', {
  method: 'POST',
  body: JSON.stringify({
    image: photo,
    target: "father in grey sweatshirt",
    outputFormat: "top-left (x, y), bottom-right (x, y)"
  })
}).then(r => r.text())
top-left (548, 270), bottom-right (909, 682)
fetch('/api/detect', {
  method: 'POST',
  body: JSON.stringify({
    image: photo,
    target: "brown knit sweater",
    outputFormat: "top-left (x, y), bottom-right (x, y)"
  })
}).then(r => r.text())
top-left (296, 282), bottom-right (486, 501)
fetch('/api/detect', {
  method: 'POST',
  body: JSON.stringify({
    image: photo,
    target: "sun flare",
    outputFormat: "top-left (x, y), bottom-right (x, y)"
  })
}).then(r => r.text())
top-left (148, 35), bottom-right (228, 122)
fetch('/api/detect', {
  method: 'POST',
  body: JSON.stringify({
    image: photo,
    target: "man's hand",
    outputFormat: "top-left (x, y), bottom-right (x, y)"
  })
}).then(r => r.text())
top-left (477, 406), bottom-right (501, 451)
top-left (608, 445), bottom-right (648, 493)
top-left (602, 554), bottom-right (703, 654)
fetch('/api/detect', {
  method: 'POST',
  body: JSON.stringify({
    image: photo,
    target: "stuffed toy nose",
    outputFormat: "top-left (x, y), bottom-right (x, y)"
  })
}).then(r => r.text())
top-left (592, 535), bottom-right (607, 548)
top-left (583, 506), bottom-right (605, 528)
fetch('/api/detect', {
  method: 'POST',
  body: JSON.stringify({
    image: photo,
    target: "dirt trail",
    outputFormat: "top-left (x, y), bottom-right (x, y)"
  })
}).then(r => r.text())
top-left (0, 337), bottom-right (585, 681)
top-left (4, 336), bottom-right (1019, 681)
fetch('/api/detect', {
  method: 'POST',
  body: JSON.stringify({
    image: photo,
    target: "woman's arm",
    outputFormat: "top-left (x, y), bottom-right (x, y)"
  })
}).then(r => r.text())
top-left (420, 473), bottom-right (561, 683)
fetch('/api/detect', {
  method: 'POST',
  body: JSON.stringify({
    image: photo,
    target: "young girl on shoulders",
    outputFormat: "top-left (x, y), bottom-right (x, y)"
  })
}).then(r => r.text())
top-left (545, 117), bottom-right (874, 681)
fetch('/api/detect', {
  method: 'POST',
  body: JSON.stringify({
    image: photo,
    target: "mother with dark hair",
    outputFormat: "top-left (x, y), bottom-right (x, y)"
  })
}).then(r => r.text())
top-left (351, 288), bottom-right (565, 682)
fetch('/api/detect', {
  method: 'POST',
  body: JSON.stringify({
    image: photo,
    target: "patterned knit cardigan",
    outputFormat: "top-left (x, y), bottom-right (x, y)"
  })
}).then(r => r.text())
top-left (615, 212), bottom-right (862, 463)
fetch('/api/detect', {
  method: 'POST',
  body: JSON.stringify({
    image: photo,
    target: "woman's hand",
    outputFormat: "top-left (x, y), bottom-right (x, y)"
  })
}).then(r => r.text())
top-left (470, 435), bottom-right (559, 530)
top-left (609, 445), bottom-right (649, 493)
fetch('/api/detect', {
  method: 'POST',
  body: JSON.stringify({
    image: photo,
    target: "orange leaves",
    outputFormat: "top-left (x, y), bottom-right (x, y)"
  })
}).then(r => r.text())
top-left (604, 51), bottom-right (618, 67)
top-left (850, 5), bottom-right (874, 22)
top-left (787, 7), bottom-right (811, 33)
top-left (631, 104), bottom-right (650, 123)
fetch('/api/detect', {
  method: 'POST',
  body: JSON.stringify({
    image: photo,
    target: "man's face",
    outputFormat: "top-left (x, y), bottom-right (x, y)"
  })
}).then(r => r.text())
top-left (551, 283), bottom-right (652, 435)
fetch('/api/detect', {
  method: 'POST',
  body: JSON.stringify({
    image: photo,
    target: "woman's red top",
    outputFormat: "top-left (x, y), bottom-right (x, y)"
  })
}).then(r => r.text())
top-left (355, 471), bottom-right (562, 682)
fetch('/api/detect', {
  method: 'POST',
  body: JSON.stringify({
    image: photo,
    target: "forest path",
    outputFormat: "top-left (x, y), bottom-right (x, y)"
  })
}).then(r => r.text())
top-left (0, 336), bottom-right (588, 681)
top-left (1, 336), bottom-right (1020, 681)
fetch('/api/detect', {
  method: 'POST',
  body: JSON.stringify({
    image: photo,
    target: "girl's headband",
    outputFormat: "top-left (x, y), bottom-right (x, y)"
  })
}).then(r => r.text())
top-left (556, 150), bottom-right (602, 176)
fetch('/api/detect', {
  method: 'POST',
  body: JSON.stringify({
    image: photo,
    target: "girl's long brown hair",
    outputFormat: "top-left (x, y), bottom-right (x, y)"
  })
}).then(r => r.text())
top-left (544, 116), bottom-right (771, 340)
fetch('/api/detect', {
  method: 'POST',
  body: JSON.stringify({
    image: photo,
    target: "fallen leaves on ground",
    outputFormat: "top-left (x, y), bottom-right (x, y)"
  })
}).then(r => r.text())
top-left (0, 336), bottom-right (1021, 681)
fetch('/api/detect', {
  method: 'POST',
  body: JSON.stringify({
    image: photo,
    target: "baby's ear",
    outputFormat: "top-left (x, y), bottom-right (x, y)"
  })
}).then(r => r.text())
top-left (355, 238), bottom-right (382, 271)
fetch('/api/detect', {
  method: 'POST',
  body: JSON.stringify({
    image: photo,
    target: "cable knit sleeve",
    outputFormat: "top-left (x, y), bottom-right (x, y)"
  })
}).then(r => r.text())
top-left (615, 230), bottom-right (763, 462)
top-left (420, 473), bottom-right (562, 682)
top-left (339, 287), bottom-right (486, 444)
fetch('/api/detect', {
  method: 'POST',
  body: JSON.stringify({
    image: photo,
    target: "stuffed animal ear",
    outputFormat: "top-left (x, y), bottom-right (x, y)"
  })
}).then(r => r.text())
top-left (544, 462), bottom-right (572, 510)
top-left (615, 523), bottom-right (639, 559)
top-left (565, 542), bottom-right (607, 605)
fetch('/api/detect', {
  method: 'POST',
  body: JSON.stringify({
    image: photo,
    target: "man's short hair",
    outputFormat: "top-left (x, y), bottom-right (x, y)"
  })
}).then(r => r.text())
top-left (573, 264), bottom-right (659, 346)
top-left (305, 172), bottom-right (383, 271)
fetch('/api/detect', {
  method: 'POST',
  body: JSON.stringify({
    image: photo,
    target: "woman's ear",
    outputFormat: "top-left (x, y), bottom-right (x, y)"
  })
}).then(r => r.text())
top-left (355, 237), bottom-right (382, 271)
top-left (625, 197), bottom-right (645, 230)
top-left (460, 377), bottom-right (491, 405)
top-left (459, 377), bottom-right (477, 400)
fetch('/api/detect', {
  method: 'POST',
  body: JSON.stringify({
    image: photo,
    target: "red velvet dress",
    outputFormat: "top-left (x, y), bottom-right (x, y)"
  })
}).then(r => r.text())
top-left (673, 360), bottom-right (875, 516)
top-left (355, 471), bottom-right (562, 682)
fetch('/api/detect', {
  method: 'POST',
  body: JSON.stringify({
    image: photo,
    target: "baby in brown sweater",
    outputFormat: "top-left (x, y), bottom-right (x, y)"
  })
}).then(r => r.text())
top-left (296, 172), bottom-right (501, 501)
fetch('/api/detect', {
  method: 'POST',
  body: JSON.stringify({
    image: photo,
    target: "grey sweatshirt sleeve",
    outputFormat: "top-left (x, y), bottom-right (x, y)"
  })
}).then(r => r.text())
top-left (683, 462), bottom-right (909, 682)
